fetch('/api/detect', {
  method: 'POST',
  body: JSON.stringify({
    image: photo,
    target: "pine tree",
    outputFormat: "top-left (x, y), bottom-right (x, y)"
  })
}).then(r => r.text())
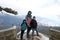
top-left (0, 6), bottom-right (18, 15)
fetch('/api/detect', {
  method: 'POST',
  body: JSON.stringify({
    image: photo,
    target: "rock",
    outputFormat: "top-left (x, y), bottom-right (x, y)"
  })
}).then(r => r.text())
top-left (0, 26), bottom-right (16, 40)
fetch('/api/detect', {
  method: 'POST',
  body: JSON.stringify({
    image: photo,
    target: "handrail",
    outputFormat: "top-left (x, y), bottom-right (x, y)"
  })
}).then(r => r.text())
top-left (50, 29), bottom-right (60, 32)
top-left (0, 26), bottom-right (16, 32)
top-left (50, 29), bottom-right (60, 40)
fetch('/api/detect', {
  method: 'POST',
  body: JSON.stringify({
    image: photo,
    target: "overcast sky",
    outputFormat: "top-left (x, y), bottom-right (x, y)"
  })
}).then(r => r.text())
top-left (0, 0), bottom-right (60, 26)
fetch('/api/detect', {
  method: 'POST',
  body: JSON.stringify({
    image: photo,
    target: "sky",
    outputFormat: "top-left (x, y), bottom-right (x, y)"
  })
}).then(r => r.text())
top-left (0, 0), bottom-right (60, 26)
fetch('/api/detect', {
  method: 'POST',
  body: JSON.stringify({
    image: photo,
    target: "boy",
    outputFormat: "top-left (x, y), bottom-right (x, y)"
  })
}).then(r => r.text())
top-left (20, 19), bottom-right (27, 40)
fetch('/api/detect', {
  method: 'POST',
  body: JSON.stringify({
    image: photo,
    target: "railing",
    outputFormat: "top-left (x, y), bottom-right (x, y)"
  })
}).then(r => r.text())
top-left (49, 29), bottom-right (60, 40)
top-left (0, 26), bottom-right (16, 40)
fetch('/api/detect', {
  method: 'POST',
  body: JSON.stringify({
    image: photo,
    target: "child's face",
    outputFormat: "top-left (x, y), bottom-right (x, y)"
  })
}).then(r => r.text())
top-left (33, 17), bottom-right (36, 20)
top-left (24, 21), bottom-right (26, 22)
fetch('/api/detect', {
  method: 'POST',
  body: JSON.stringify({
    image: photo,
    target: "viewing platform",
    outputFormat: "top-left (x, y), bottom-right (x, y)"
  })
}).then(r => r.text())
top-left (0, 26), bottom-right (60, 40)
top-left (17, 30), bottom-right (49, 40)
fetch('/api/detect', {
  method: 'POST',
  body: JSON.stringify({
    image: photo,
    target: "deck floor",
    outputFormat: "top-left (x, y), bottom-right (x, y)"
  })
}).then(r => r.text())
top-left (16, 31), bottom-right (49, 40)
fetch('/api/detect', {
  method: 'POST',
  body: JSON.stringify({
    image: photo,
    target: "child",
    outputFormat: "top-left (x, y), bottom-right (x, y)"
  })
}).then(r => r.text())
top-left (30, 16), bottom-right (39, 36)
top-left (20, 19), bottom-right (27, 40)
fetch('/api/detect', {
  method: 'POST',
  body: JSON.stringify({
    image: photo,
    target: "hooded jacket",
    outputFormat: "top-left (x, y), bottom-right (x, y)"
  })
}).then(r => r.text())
top-left (21, 21), bottom-right (27, 30)
top-left (30, 19), bottom-right (37, 28)
top-left (26, 14), bottom-right (32, 27)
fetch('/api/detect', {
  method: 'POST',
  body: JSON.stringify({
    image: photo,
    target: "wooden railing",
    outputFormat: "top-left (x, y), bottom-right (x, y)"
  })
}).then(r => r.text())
top-left (49, 29), bottom-right (60, 40)
top-left (0, 26), bottom-right (16, 40)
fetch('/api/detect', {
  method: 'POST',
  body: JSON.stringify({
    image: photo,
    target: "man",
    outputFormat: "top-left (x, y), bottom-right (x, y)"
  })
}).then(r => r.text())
top-left (30, 16), bottom-right (39, 36)
top-left (26, 11), bottom-right (32, 38)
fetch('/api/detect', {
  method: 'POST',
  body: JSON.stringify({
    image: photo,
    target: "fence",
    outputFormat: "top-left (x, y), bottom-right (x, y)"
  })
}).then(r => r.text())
top-left (49, 29), bottom-right (60, 40)
top-left (0, 26), bottom-right (16, 40)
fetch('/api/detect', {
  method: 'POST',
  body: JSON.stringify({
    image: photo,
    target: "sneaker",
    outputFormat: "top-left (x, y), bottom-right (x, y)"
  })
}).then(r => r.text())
top-left (20, 39), bottom-right (22, 40)
top-left (37, 34), bottom-right (42, 38)
top-left (27, 34), bottom-right (30, 38)
top-left (27, 36), bottom-right (30, 38)
top-left (37, 34), bottom-right (40, 36)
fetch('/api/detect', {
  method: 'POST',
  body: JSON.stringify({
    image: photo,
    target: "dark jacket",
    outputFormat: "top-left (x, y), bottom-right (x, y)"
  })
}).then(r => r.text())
top-left (30, 19), bottom-right (37, 28)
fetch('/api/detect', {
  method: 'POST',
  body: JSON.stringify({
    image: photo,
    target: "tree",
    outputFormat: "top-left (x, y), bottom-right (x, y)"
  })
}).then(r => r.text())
top-left (0, 6), bottom-right (18, 15)
top-left (0, 6), bottom-right (2, 11)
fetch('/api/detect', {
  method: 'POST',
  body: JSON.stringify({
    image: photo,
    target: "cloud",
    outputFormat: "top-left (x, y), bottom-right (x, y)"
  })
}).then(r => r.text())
top-left (0, 0), bottom-right (60, 26)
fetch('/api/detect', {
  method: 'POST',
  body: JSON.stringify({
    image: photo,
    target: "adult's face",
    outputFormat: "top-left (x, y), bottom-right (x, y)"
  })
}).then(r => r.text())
top-left (28, 11), bottom-right (32, 15)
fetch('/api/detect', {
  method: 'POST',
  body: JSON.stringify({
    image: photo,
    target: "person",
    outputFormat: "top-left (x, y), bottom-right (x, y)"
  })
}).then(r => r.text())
top-left (20, 19), bottom-right (27, 40)
top-left (30, 16), bottom-right (39, 36)
top-left (26, 11), bottom-right (32, 38)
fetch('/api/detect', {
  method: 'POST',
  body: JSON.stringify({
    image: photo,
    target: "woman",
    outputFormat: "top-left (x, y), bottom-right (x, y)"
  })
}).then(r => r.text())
top-left (26, 11), bottom-right (32, 38)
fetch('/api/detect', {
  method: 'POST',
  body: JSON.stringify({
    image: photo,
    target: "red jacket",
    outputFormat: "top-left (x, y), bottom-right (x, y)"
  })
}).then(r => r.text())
top-left (26, 16), bottom-right (32, 27)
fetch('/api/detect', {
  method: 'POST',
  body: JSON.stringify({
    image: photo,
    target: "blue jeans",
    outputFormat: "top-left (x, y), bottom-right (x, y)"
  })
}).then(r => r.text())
top-left (32, 27), bottom-right (38, 36)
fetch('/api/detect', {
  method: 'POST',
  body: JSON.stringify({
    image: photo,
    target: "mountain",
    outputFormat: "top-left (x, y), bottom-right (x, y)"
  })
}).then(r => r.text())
top-left (19, 15), bottom-right (60, 26)
top-left (36, 16), bottom-right (60, 26)
top-left (0, 11), bottom-right (22, 30)
top-left (37, 25), bottom-right (60, 37)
